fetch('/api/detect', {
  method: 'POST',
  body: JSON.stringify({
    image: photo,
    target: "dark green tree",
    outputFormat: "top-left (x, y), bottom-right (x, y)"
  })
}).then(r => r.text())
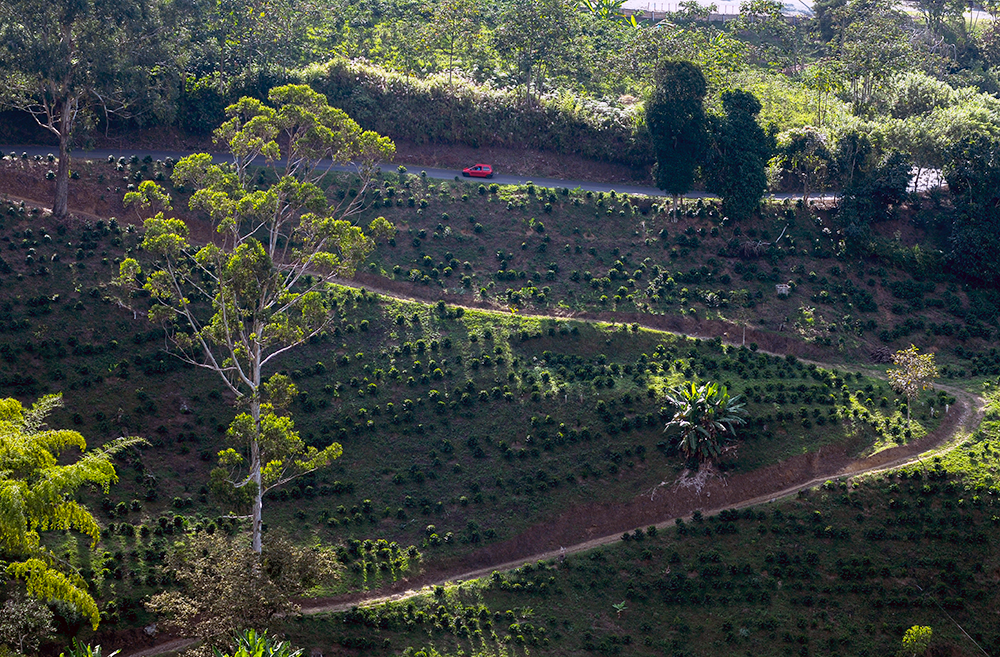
top-left (704, 89), bottom-right (773, 221)
top-left (836, 130), bottom-right (911, 231)
top-left (943, 134), bottom-right (1000, 286)
top-left (645, 59), bottom-right (708, 218)
top-left (0, 0), bottom-right (172, 219)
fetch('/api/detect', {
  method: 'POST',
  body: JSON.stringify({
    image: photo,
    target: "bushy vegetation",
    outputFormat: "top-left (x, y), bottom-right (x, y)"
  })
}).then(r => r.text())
top-left (301, 58), bottom-right (652, 167)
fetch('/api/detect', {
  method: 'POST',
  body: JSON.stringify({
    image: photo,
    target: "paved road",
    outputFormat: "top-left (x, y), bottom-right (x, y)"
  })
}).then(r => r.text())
top-left (3, 144), bottom-right (678, 197)
top-left (2, 143), bottom-right (940, 204)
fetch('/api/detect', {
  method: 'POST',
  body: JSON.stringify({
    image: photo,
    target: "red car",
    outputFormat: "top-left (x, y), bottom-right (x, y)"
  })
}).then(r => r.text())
top-left (462, 164), bottom-right (494, 178)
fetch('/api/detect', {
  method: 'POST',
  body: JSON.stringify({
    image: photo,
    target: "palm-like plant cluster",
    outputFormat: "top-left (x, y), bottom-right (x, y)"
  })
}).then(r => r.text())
top-left (214, 629), bottom-right (302, 657)
top-left (663, 382), bottom-right (747, 463)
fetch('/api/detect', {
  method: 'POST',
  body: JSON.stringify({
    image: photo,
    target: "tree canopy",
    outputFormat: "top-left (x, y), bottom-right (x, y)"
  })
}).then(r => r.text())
top-left (664, 381), bottom-right (747, 464)
top-left (888, 345), bottom-right (938, 428)
top-left (147, 533), bottom-right (332, 649)
top-left (0, 394), bottom-right (142, 629)
top-left (646, 59), bottom-right (708, 214)
top-left (0, 0), bottom-right (172, 219)
top-left (114, 83), bottom-right (394, 553)
top-left (703, 88), bottom-right (773, 220)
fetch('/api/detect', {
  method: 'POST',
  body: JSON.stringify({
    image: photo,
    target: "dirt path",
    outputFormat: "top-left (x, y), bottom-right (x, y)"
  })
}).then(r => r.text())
top-left (124, 384), bottom-right (982, 655)
top-left (294, 382), bottom-right (980, 616)
top-left (124, 639), bottom-right (198, 657)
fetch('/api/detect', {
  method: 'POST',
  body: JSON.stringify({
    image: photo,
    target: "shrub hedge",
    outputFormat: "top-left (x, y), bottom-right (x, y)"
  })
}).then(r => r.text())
top-left (300, 58), bottom-right (654, 168)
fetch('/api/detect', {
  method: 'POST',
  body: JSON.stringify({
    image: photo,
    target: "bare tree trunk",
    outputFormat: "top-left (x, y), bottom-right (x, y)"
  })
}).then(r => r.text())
top-left (53, 114), bottom-right (71, 220)
top-left (251, 396), bottom-right (263, 554)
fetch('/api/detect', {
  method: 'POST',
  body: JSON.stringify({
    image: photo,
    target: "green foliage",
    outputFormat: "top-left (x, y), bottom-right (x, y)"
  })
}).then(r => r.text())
top-left (888, 345), bottom-right (938, 427)
top-left (646, 60), bottom-right (708, 199)
top-left (774, 126), bottom-right (832, 202)
top-left (59, 640), bottom-right (120, 657)
top-left (211, 376), bottom-right (343, 510)
top-left (214, 629), bottom-right (302, 657)
top-left (0, 0), bottom-right (171, 218)
top-left (664, 381), bottom-right (747, 463)
top-left (943, 134), bottom-right (1000, 286)
top-left (837, 130), bottom-right (912, 230)
top-left (704, 89), bottom-right (773, 220)
top-left (899, 625), bottom-right (932, 657)
top-left (302, 57), bottom-right (652, 167)
top-left (0, 394), bottom-right (143, 629)
top-left (114, 84), bottom-right (393, 552)
top-left (148, 533), bottom-right (333, 648)
top-left (0, 593), bottom-right (54, 655)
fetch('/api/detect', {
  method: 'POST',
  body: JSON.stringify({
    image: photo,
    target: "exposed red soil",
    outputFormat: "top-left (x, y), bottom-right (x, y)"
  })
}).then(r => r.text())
top-left (0, 159), bottom-right (128, 221)
top-left (13, 123), bottom-right (650, 186)
top-left (388, 138), bottom-right (651, 184)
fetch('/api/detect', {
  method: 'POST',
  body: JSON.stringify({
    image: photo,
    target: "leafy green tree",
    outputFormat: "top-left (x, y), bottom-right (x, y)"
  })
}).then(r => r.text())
top-left (433, 0), bottom-right (482, 85)
top-left (210, 374), bottom-right (340, 516)
top-left (0, 0), bottom-right (172, 220)
top-left (646, 59), bottom-right (708, 218)
top-left (664, 382), bottom-right (747, 463)
top-left (803, 60), bottom-right (843, 128)
top-left (899, 625), bottom-right (932, 656)
top-left (114, 84), bottom-right (395, 554)
top-left (0, 594), bottom-right (54, 655)
top-left (493, 0), bottom-right (576, 103)
top-left (731, 0), bottom-right (796, 66)
top-left (836, 131), bottom-right (911, 230)
top-left (704, 89), bottom-right (774, 221)
top-left (775, 127), bottom-right (832, 204)
top-left (0, 394), bottom-right (142, 629)
top-left (888, 345), bottom-right (938, 428)
top-left (839, 5), bottom-right (912, 110)
top-left (147, 533), bottom-right (332, 650)
top-left (942, 134), bottom-right (1000, 286)
top-left (914, 0), bottom-right (964, 34)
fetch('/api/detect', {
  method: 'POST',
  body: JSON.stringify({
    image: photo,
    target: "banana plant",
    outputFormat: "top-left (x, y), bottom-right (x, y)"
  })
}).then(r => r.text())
top-left (60, 640), bottom-right (120, 657)
top-left (213, 629), bottom-right (303, 657)
top-left (663, 382), bottom-right (747, 463)
top-left (579, 0), bottom-right (638, 25)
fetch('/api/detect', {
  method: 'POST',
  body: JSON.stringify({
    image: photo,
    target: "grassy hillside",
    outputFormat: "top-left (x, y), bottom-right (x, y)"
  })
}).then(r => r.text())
top-left (336, 168), bottom-right (998, 377)
top-left (0, 181), bottom-right (948, 628)
top-left (0, 153), bottom-right (990, 655)
top-left (284, 393), bottom-right (1000, 657)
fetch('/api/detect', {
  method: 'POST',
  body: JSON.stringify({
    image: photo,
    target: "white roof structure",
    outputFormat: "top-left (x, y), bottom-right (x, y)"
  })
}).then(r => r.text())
top-left (622, 0), bottom-right (815, 17)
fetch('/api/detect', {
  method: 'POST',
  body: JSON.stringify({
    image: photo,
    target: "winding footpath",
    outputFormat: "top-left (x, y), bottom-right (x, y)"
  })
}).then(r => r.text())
top-left (119, 281), bottom-right (983, 657)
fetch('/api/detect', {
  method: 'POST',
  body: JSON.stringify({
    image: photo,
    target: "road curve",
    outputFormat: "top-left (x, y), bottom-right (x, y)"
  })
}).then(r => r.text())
top-left (118, 281), bottom-right (982, 654)
top-left (1, 144), bottom-right (849, 200)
